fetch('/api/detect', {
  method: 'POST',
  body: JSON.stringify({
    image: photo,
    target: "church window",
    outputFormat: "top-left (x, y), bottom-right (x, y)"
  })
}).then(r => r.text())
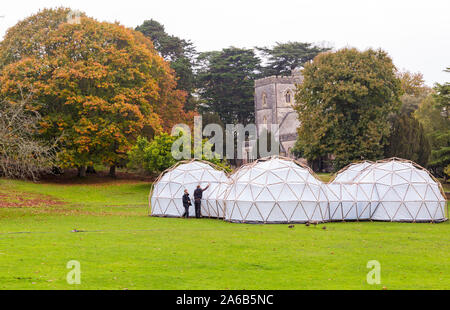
top-left (262, 93), bottom-right (267, 108)
top-left (285, 91), bottom-right (291, 103)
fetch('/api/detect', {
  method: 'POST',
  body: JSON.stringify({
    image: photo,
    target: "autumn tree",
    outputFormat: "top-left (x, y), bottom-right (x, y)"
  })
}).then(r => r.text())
top-left (294, 48), bottom-right (403, 171)
top-left (0, 9), bottom-right (192, 177)
top-left (0, 7), bottom-right (81, 69)
top-left (397, 70), bottom-right (431, 114)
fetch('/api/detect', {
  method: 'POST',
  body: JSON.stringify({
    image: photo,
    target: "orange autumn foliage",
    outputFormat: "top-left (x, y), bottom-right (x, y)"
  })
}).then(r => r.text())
top-left (0, 9), bottom-right (195, 168)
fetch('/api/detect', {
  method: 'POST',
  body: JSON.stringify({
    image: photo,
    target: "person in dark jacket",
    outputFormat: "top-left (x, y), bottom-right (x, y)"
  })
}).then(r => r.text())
top-left (193, 184), bottom-right (210, 218)
top-left (182, 189), bottom-right (192, 218)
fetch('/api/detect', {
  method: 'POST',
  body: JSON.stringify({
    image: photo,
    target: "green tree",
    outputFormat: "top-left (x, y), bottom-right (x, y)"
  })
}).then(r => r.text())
top-left (257, 41), bottom-right (330, 77)
top-left (127, 133), bottom-right (178, 175)
top-left (384, 113), bottom-right (430, 166)
top-left (127, 132), bottom-right (230, 175)
top-left (383, 71), bottom-right (431, 165)
top-left (196, 47), bottom-right (261, 125)
top-left (136, 19), bottom-right (197, 110)
top-left (294, 48), bottom-right (403, 171)
top-left (419, 67), bottom-right (450, 179)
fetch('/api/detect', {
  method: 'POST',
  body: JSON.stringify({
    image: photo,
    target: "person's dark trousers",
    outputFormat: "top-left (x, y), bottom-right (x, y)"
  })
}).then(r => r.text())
top-left (182, 205), bottom-right (190, 218)
top-left (194, 199), bottom-right (201, 218)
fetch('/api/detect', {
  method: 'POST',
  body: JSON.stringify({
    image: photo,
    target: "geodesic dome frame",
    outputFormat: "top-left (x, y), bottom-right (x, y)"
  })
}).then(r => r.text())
top-left (149, 159), bottom-right (230, 218)
top-left (329, 160), bottom-right (374, 183)
top-left (327, 160), bottom-right (375, 221)
top-left (350, 157), bottom-right (447, 223)
top-left (224, 155), bottom-right (329, 224)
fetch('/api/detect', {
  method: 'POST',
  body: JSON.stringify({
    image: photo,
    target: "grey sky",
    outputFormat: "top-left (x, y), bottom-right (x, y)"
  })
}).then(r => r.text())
top-left (0, 0), bottom-right (449, 86)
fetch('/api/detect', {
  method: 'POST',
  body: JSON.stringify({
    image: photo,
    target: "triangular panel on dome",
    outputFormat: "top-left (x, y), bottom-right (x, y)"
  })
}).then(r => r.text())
top-left (371, 203), bottom-right (390, 221)
top-left (187, 169), bottom-right (204, 182)
top-left (357, 202), bottom-right (373, 219)
top-left (255, 201), bottom-right (277, 222)
top-left (266, 203), bottom-right (289, 222)
top-left (266, 183), bottom-right (285, 201)
top-left (279, 184), bottom-right (300, 201)
top-left (251, 170), bottom-right (268, 185)
top-left (244, 203), bottom-right (265, 222)
top-left (268, 170), bottom-right (287, 184)
top-left (393, 203), bottom-right (414, 221)
top-left (404, 202), bottom-right (422, 221)
top-left (341, 184), bottom-right (356, 201)
top-left (308, 203), bottom-right (325, 222)
top-left (234, 201), bottom-right (252, 221)
top-left (415, 202), bottom-right (433, 221)
top-left (329, 202), bottom-right (343, 220)
top-left (280, 201), bottom-right (300, 222)
top-left (405, 184), bottom-right (424, 201)
top-left (290, 202), bottom-right (310, 222)
top-left (202, 170), bottom-right (220, 182)
top-left (425, 201), bottom-right (444, 220)
top-left (302, 184), bottom-right (319, 201)
top-left (342, 203), bottom-right (358, 220)
top-left (151, 199), bottom-right (163, 215)
top-left (228, 201), bottom-right (244, 221)
top-left (255, 186), bottom-right (276, 202)
top-left (378, 201), bottom-right (399, 220)
top-left (424, 185), bottom-right (440, 201)
top-left (393, 183), bottom-right (409, 201)
top-left (272, 168), bottom-right (290, 182)
top-left (156, 182), bottom-right (171, 197)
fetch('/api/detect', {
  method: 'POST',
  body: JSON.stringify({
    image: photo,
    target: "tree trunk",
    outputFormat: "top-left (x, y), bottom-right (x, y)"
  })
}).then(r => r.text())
top-left (109, 165), bottom-right (116, 178)
top-left (77, 166), bottom-right (86, 177)
top-left (86, 166), bottom-right (96, 174)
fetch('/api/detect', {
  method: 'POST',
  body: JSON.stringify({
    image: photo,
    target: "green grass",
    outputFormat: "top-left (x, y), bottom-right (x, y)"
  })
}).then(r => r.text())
top-left (316, 172), bottom-right (334, 183)
top-left (0, 177), bottom-right (449, 290)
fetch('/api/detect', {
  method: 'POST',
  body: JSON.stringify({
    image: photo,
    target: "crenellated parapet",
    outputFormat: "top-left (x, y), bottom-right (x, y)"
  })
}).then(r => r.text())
top-left (254, 74), bottom-right (303, 87)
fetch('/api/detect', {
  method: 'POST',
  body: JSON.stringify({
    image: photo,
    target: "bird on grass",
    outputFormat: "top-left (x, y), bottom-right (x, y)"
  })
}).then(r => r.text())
top-left (288, 225), bottom-right (294, 229)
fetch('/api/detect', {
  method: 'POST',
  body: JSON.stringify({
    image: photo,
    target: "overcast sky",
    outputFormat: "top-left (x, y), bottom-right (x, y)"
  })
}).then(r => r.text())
top-left (0, 0), bottom-right (449, 86)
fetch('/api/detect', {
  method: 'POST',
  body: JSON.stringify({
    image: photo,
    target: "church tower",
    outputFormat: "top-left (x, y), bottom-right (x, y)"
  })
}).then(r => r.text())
top-left (254, 69), bottom-right (303, 157)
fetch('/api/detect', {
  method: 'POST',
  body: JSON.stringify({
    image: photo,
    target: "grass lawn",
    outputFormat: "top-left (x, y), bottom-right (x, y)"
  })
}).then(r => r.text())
top-left (0, 176), bottom-right (449, 290)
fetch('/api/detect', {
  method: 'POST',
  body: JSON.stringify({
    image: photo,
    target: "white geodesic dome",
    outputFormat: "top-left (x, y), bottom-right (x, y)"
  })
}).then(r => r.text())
top-left (224, 156), bottom-right (329, 223)
top-left (331, 161), bottom-right (373, 183)
top-left (150, 160), bottom-right (230, 218)
top-left (204, 177), bottom-right (230, 218)
top-left (327, 161), bottom-right (374, 221)
top-left (352, 158), bottom-right (447, 222)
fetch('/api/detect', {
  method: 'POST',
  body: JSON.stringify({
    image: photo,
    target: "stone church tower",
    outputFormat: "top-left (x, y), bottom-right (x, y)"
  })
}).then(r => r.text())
top-left (254, 69), bottom-right (303, 157)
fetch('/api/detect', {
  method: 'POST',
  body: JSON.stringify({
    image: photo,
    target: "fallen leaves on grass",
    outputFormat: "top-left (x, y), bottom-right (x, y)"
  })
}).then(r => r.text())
top-left (0, 191), bottom-right (65, 208)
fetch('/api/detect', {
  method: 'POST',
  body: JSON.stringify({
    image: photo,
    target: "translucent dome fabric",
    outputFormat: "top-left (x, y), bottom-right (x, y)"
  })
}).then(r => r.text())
top-left (352, 159), bottom-right (447, 222)
top-left (327, 161), bottom-right (374, 221)
top-left (150, 161), bottom-right (230, 218)
top-left (332, 161), bottom-right (373, 183)
top-left (225, 157), bottom-right (329, 223)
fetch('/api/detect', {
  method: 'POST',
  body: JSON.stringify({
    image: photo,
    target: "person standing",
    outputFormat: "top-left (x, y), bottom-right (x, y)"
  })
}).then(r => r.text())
top-left (182, 189), bottom-right (192, 218)
top-left (193, 184), bottom-right (210, 218)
